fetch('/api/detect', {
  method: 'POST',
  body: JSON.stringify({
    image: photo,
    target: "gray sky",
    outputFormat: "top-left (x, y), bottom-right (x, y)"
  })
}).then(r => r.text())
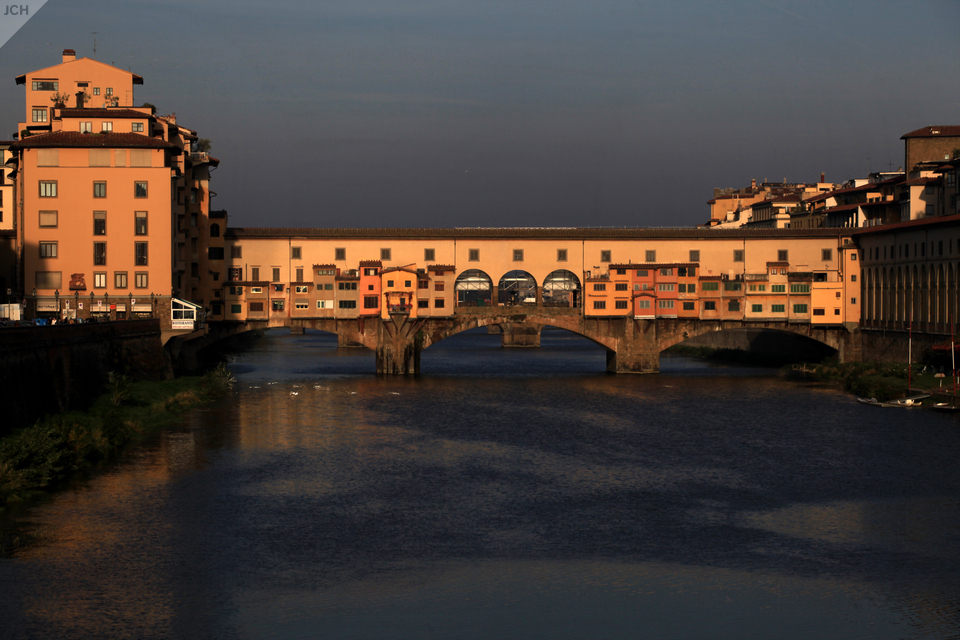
top-left (1, 0), bottom-right (958, 228)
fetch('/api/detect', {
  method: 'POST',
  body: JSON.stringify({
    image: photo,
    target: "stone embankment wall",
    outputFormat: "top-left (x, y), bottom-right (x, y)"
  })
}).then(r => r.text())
top-left (859, 329), bottom-right (946, 364)
top-left (0, 320), bottom-right (171, 436)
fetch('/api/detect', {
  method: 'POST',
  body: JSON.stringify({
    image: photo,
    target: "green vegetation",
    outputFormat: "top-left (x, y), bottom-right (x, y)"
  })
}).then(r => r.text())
top-left (0, 365), bottom-right (234, 512)
top-left (788, 361), bottom-right (947, 401)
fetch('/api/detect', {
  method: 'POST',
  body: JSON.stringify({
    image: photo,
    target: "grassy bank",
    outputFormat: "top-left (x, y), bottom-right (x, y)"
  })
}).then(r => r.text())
top-left (788, 361), bottom-right (948, 401)
top-left (0, 365), bottom-right (234, 513)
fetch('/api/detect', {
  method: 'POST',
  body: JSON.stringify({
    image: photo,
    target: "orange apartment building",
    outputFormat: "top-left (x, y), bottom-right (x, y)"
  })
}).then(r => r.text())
top-left (8, 50), bottom-right (219, 327)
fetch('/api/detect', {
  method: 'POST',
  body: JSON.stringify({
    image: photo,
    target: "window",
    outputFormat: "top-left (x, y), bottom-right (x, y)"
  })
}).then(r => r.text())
top-left (106, 87), bottom-right (113, 96)
top-left (435, 282), bottom-right (445, 291)
top-left (593, 283), bottom-right (606, 291)
top-left (134, 181), bottom-right (148, 198)
top-left (418, 300), bottom-right (429, 309)
top-left (772, 304), bottom-right (785, 313)
top-left (601, 250), bottom-right (612, 263)
top-left (419, 280), bottom-right (429, 289)
top-left (32, 108), bottom-right (47, 123)
top-left (134, 211), bottom-right (147, 235)
top-left (228, 268), bottom-right (242, 281)
top-left (469, 249), bottom-right (480, 261)
top-left (678, 284), bottom-right (686, 293)
top-left (135, 272), bottom-right (148, 288)
top-left (251, 267), bottom-right (260, 281)
top-left (295, 285), bottom-right (310, 294)
top-left (91, 181), bottom-right (107, 198)
top-left (813, 308), bottom-right (825, 316)
top-left (435, 298), bottom-right (445, 309)
top-left (39, 242), bottom-right (57, 258)
top-left (728, 300), bottom-right (740, 311)
top-left (317, 300), bottom-right (332, 309)
top-left (615, 300), bottom-right (629, 309)
top-left (658, 300), bottom-right (675, 309)
top-left (689, 250), bottom-right (700, 262)
top-left (701, 282), bottom-right (719, 291)
top-left (615, 283), bottom-right (628, 291)
top-left (94, 272), bottom-right (106, 288)
top-left (101, 122), bottom-right (113, 132)
top-left (660, 268), bottom-right (673, 276)
top-left (251, 287), bottom-right (263, 293)
top-left (645, 250), bottom-right (656, 262)
top-left (135, 242), bottom-right (148, 266)
top-left (771, 284), bottom-right (786, 293)
top-left (703, 301), bottom-right (716, 310)
top-left (291, 246), bottom-right (302, 259)
top-left (231, 246), bottom-right (242, 259)
top-left (272, 267), bottom-right (281, 281)
top-left (93, 87), bottom-right (100, 96)
top-left (132, 122), bottom-right (144, 133)
top-left (94, 242), bottom-right (106, 265)
top-left (593, 301), bottom-right (606, 310)
top-left (514, 249), bottom-right (524, 261)
top-left (793, 304), bottom-right (808, 313)
top-left (683, 301), bottom-right (695, 311)
top-left (39, 210), bottom-right (58, 227)
top-left (381, 248), bottom-right (392, 261)
top-left (790, 284), bottom-right (810, 293)
top-left (37, 149), bottom-right (58, 166)
top-left (636, 270), bottom-right (648, 277)
top-left (822, 248), bottom-right (832, 261)
top-left (231, 304), bottom-right (242, 314)
top-left (338, 300), bottom-right (357, 309)
top-left (80, 121), bottom-right (92, 133)
top-left (616, 269), bottom-right (626, 275)
top-left (733, 250), bottom-right (744, 262)
top-left (851, 297), bottom-right (857, 305)
top-left (778, 250), bottom-right (788, 262)
top-left (424, 248), bottom-right (435, 261)
top-left (293, 301), bottom-right (308, 310)
top-left (557, 249), bottom-right (567, 262)
top-left (248, 302), bottom-right (264, 312)
top-left (274, 284), bottom-right (284, 293)
top-left (338, 282), bottom-right (357, 290)
top-left (851, 253), bottom-right (857, 261)
top-left (39, 181), bottom-right (57, 197)
top-left (272, 300), bottom-right (285, 312)
top-left (723, 282), bottom-right (741, 291)
top-left (387, 280), bottom-right (394, 288)
top-left (851, 274), bottom-right (857, 282)
top-left (89, 211), bottom-right (106, 235)
top-left (364, 296), bottom-right (379, 309)
top-left (115, 272), bottom-right (128, 288)
top-left (658, 284), bottom-right (675, 292)
top-left (296, 268), bottom-right (304, 282)
top-left (334, 248), bottom-right (346, 261)
top-left (637, 300), bottom-right (651, 309)
top-left (752, 304), bottom-right (762, 313)
top-left (35, 271), bottom-right (61, 289)
top-left (749, 284), bottom-right (766, 292)
top-left (31, 81), bottom-right (58, 91)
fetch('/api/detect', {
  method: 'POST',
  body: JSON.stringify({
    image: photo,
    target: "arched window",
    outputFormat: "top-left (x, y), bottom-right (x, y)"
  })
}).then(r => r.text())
top-left (455, 269), bottom-right (492, 306)
top-left (498, 270), bottom-right (537, 305)
top-left (542, 269), bottom-right (581, 307)
top-left (210, 223), bottom-right (220, 238)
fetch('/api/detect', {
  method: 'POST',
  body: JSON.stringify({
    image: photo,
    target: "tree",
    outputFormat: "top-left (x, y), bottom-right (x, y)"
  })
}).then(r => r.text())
top-left (196, 138), bottom-right (212, 153)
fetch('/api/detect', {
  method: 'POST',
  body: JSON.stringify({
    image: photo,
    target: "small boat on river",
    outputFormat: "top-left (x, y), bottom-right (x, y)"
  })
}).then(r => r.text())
top-left (857, 394), bottom-right (929, 408)
top-left (931, 402), bottom-right (960, 413)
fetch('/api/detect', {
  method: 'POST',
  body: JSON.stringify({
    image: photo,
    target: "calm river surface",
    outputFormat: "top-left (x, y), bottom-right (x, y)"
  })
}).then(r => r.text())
top-left (3, 328), bottom-right (960, 639)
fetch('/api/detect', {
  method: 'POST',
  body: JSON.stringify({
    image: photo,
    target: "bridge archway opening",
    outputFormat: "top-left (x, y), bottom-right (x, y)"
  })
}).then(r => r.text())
top-left (455, 269), bottom-right (492, 307)
top-left (498, 270), bottom-right (537, 306)
top-left (664, 327), bottom-right (838, 366)
top-left (542, 270), bottom-right (581, 307)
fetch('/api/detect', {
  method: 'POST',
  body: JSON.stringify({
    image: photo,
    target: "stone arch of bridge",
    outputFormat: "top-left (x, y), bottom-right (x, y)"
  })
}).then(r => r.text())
top-left (654, 319), bottom-right (845, 354)
top-left (418, 313), bottom-right (617, 354)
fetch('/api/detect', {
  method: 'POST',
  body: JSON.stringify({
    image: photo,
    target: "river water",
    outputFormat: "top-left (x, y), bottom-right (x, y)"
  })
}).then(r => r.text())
top-left (2, 328), bottom-right (960, 639)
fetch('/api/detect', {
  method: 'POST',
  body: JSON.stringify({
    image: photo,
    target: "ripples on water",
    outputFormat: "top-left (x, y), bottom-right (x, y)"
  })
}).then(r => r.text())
top-left (2, 328), bottom-right (960, 639)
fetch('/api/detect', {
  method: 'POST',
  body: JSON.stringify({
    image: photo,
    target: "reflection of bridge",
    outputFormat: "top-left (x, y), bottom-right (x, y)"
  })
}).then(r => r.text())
top-left (209, 307), bottom-right (860, 374)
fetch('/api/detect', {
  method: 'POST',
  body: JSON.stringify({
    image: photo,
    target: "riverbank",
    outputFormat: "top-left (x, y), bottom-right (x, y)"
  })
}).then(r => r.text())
top-left (0, 365), bottom-right (234, 518)
top-left (787, 360), bottom-right (950, 402)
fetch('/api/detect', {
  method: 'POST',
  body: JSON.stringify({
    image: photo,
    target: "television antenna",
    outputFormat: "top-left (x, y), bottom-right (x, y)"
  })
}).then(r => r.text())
top-left (92, 32), bottom-right (98, 57)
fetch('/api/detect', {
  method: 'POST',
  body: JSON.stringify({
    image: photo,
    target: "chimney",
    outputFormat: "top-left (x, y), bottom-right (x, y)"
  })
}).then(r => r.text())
top-left (62, 49), bottom-right (76, 63)
top-left (820, 172), bottom-right (825, 183)
top-left (750, 178), bottom-right (756, 190)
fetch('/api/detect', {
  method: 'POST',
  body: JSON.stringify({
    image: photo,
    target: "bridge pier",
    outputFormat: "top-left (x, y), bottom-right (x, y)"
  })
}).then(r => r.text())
top-left (375, 316), bottom-right (422, 375)
top-left (500, 323), bottom-right (541, 348)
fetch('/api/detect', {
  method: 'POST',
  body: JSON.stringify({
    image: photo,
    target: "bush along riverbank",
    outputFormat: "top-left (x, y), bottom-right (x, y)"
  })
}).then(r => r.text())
top-left (0, 364), bottom-right (235, 516)
top-left (788, 361), bottom-right (951, 402)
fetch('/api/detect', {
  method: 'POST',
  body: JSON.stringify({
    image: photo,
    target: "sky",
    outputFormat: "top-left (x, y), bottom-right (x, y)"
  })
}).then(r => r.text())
top-left (0, 0), bottom-right (957, 229)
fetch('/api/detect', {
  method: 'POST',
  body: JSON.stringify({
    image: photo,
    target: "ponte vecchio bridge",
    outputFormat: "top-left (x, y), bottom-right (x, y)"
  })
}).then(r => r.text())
top-left (199, 227), bottom-right (863, 374)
